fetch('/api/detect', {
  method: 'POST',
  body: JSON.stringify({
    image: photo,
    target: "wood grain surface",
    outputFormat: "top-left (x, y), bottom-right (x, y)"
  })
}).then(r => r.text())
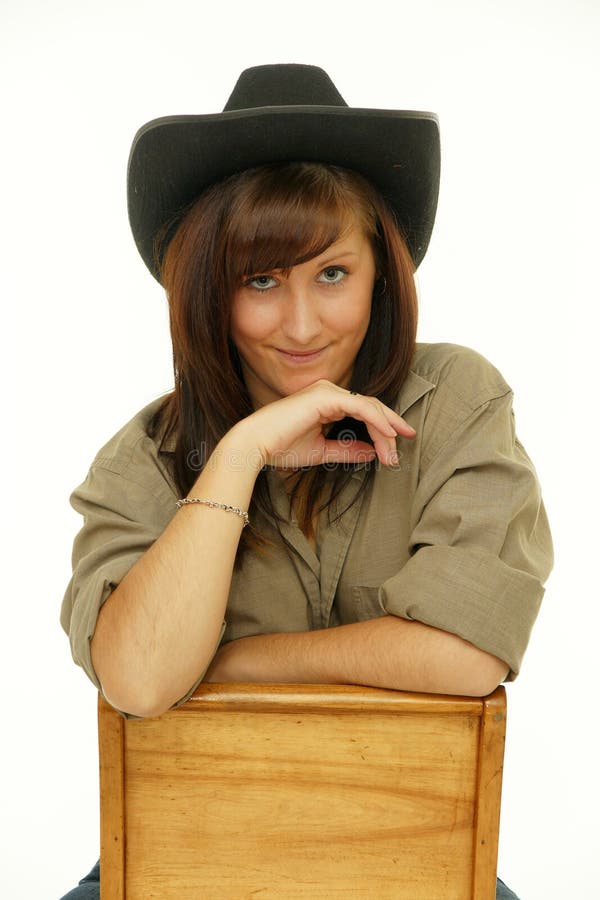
top-left (99, 684), bottom-right (506, 899)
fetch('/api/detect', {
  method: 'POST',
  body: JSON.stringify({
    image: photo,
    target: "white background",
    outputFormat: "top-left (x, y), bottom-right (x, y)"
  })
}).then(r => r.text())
top-left (2, 1), bottom-right (598, 897)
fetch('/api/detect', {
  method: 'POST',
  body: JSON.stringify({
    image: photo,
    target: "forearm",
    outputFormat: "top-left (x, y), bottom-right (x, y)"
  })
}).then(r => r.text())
top-left (204, 615), bottom-right (509, 697)
top-left (91, 425), bottom-right (264, 718)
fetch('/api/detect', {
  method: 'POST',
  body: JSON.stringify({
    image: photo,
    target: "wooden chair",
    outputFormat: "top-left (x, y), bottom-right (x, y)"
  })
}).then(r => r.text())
top-left (98, 683), bottom-right (506, 899)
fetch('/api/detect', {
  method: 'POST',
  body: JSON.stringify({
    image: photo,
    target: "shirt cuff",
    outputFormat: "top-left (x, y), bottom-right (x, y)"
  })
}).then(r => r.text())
top-left (377, 544), bottom-right (545, 679)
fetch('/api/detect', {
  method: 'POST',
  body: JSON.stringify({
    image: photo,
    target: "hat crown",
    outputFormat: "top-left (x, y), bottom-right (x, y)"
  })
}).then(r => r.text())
top-left (223, 64), bottom-right (347, 112)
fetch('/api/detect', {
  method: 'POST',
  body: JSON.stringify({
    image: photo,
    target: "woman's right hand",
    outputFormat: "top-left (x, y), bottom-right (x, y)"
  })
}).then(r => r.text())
top-left (232, 379), bottom-right (416, 471)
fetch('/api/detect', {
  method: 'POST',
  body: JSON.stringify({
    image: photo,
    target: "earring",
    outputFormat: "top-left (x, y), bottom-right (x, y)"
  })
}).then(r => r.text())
top-left (378, 276), bottom-right (387, 292)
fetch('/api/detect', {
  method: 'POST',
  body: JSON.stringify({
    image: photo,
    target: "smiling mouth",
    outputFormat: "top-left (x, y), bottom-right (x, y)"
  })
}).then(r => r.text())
top-left (278, 347), bottom-right (325, 356)
top-left (276, 347), bottom-right (327, 362)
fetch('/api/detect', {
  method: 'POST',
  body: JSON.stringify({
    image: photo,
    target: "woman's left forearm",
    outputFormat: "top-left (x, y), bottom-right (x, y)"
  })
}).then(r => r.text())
top-left (203, 615), bottom-right (509, 697)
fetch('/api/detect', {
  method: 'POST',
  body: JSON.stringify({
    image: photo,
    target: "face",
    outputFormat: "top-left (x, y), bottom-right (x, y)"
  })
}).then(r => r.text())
top-left (230, 225), bottom-right (376, 409)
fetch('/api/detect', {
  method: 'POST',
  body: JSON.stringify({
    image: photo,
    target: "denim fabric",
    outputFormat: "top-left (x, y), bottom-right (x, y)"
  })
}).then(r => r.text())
top-left (496, 876), bottom-right (521, 899)
top-left (59, 859), bottom-right (520, 899)
top-left (59, 860), bottom-right (100, 899)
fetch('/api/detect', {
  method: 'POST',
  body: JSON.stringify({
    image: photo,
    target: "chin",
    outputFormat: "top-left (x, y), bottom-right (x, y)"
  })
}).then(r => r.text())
top-left (287, 370), bottom-right (330, 388)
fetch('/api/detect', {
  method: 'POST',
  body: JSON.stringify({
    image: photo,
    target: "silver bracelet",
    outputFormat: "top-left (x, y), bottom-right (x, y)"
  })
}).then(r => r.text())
top-left (175, 497), bottom-right (250, 528)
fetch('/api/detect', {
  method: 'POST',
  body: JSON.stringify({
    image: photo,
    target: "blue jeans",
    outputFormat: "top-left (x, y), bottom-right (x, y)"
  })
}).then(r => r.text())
top-left (59, 859), bottom-right (521, 898)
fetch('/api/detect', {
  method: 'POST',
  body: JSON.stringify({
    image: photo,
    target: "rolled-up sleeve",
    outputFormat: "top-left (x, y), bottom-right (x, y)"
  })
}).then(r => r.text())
top-left (60, 465), bottom-right (171, 698)
top-left (378, 390), bottom-right (554, 679)
top-left (61, 458), bottom-right (227, 718)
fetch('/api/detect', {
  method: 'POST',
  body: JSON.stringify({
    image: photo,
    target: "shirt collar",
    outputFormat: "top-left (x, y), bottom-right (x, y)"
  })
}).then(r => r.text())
top-left (349, 367), bottom-right (436, 479)
top-left (395, 367), bottom-right (436, 417)
top-left (161, 429), bottom-right (177, 453)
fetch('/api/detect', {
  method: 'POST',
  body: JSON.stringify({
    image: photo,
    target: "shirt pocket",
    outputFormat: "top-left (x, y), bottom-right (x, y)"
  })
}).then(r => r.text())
top-left (348, 584), bottom-right (387, 623)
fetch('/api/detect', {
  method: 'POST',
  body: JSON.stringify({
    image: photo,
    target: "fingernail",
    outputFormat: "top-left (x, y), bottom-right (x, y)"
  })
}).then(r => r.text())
top-left (390, 451), bottom-right (399, 465)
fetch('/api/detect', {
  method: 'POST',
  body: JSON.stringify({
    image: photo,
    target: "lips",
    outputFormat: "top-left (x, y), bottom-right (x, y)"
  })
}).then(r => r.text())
top-left (278, 347), bottom-right (325, 356)
top-left (276, 347), bottom-right (327, 363)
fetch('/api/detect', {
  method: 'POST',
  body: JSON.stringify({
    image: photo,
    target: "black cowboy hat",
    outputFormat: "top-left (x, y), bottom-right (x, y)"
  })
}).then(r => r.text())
top-left (128, 64), bottom-right (440, 281)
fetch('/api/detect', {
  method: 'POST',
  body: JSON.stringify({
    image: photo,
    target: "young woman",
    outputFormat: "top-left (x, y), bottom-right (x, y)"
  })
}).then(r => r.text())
top-left (60, 64), bottom-right (553, 900)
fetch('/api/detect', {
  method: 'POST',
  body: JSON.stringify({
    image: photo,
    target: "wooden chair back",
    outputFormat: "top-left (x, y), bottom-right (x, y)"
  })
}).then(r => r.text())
top-left (98, 683), bottom-right (506, 899)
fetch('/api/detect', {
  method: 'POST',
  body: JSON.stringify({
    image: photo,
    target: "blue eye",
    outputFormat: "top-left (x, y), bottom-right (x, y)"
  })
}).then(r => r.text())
top-left (318, 266), bottom-right (347, 284)
top-left (245, 274), bottom-right (278, 291)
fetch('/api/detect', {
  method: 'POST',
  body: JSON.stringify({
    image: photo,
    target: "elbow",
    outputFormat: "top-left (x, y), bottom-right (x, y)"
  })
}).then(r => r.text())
top-left (97, 676), bottom-right (166, 720)
top-left (412, 623), bottom-right (510, 697)
top-left (91, 619), bottom-right (204, 720)
top-left (95, 665), bottom-right (208, 720)
top-left (92, 638), bottom-right (173, 720)
top-left (459, 652), bottom-right (510, 697)
top-left (94, 646), bottom-right (205, 719)
top-left (99, 676), bottom-right (177, 720)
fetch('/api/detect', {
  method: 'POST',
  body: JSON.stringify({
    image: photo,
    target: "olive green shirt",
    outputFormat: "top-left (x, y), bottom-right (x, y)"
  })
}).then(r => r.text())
top-left (61, 343), bottom-right (554, 717)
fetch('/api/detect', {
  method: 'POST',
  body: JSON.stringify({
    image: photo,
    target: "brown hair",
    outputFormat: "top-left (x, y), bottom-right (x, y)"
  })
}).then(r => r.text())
top-left (149, 161), bottom-right (418, 569)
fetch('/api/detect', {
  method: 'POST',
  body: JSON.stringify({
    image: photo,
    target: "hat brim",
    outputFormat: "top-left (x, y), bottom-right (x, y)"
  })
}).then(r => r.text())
top-left (128, 106), bottom-right (440, 280)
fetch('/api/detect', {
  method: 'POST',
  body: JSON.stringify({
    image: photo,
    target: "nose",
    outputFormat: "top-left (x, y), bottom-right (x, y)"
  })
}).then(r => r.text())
top-left (280, 283), bottom-right (323, 346)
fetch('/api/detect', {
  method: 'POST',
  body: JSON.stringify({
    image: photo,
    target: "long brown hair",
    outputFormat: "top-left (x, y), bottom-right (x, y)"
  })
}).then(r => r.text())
top-left (149, 161), bottom-right (418, 569)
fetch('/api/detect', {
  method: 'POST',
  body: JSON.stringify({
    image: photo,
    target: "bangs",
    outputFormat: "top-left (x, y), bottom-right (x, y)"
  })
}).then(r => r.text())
top-left (220, 163), bottom-right (376, 285)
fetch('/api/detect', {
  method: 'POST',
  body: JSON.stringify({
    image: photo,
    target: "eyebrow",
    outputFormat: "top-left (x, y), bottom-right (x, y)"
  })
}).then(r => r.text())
top-left (316, 250), bottom-right (360, 267)
top-left (245, 251), bottom-right (360, 279)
